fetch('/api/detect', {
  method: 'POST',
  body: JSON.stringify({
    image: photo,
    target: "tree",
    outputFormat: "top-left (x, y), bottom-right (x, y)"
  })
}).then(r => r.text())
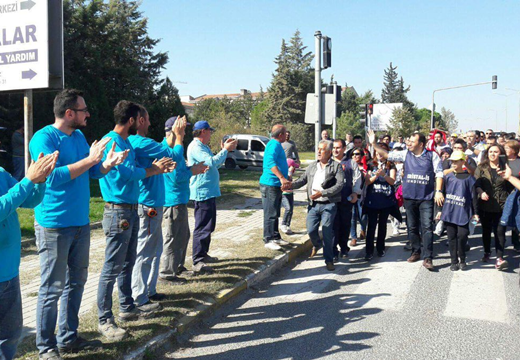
top-left (381, 62), bottom-right (413, 109)
top-left (336, 89), bottom-right (378, 138)
top-left (387, 107), bottom-right (419, 137)
top-left (440, 107), bottom-right (458, 133)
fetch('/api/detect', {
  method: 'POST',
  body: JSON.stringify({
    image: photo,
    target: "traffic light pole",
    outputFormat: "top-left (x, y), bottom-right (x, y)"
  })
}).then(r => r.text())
top-left (332, 81), bottom-right (337, 139)
top-left (314, 31), bottom-right (322, 158)
top-left (430, 76), bottom-right (497, 129)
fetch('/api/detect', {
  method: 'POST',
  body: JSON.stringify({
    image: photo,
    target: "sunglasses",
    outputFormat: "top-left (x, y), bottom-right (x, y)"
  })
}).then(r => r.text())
top-left (353, 153), bottom-right (362, 156)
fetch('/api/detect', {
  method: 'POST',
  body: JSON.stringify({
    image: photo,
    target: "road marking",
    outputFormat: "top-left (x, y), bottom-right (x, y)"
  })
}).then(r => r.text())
top-left (444, 263), bottom-right (508, 323)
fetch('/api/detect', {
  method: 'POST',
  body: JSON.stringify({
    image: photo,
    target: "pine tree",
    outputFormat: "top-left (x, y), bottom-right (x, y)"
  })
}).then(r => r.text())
top-left (381, 63), bottom-right (413, 109)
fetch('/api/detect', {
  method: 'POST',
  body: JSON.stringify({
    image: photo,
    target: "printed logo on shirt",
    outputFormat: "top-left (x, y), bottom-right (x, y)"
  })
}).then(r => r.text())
top-left (405, 173), bottom-right (430, 185)
top-left (445, 194), bottom-right (466, 207)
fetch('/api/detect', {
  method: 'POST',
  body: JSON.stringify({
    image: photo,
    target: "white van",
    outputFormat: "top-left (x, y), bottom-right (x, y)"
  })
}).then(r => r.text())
top-left (223, 134), bottom-right (270, 169)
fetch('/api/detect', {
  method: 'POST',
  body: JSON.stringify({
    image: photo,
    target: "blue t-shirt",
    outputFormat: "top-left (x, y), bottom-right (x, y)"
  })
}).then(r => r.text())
top-left (29, 125), bottom-right (104, 227)
top-left (129, 135), bottom-right (180, 207)
top-left (260, 139), bottom-right (288, 187)
top-left (0, 170), bottom-right (45, 282)
top-left (99, 131), bottom-right (146, 204)
top-left (163, 140), bottom-right (192, 207)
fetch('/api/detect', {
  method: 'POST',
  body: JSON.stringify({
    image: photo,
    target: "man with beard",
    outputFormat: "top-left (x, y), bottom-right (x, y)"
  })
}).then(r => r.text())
top-left (29, 89), bottom-right (129, 359)
top-left (97, 101), bottom-right (175, 342)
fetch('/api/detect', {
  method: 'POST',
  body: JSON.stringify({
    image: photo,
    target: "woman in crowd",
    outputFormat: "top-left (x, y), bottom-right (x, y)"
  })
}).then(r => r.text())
top-left (474, 144), bottom-right (513, 270)
top-left (350, 147), bottom-right (367, 246)
top-left (363, 143), bottom-right (397, 260)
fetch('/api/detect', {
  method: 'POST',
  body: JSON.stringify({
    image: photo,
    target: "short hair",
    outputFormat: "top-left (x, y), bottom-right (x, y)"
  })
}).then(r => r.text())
top-left (53, 89), bottom-right (84, 118)
top-left (454, 138), bottom-right (468, 150)
top-left (412, 132), bottom-right (427, 147)
top-left (319, 140), bottom-right (333, 152)
top-left (487, 135), bottom-right (497, 142)
top-left (353, 135), bottom-right (363, 142)
top-left (193, 129), bottom-right (203, 137)
top-left (113, 100), bottom-right (141, 126)
top-left (506, 140), bottom-right (520, 154)
top-left (383, 134), bottom-right (391, 140)
top-left (271, 124), bottom-right (286, 139)
top-left (334, 138), bottom-right (346, 148)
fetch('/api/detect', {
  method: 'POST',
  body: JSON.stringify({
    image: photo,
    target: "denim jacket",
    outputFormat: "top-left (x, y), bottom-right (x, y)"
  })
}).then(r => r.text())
top-left (500, 189), bottom-right (520, 228)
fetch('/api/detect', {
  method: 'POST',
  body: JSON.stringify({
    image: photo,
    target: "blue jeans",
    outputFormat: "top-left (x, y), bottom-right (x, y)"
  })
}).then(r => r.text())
top-left (192, 198), bottom-right (217, 265)
top-left (307, 203), bottom-right (337, 263)
top-left (350, 200), bottom-right (367, 239)
top-left (281, 193), bottom-right (294, 226)
top-left (97, 208), bottom-right (138, 324)
top-left (0, 276), bottom-right (22, 360)
top-left (260, 184), bottom-right (282, 242)
top-left (35, 223), bottom-right (90, 355)
top-left (404, 199), bottom-right (434, 259)
top-left (132, 205), bottom-right (164, 306)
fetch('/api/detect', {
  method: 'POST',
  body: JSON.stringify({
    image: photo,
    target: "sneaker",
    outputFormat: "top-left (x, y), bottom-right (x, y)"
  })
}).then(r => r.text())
top-left (450, 263), bottom-right (459, 271)
top-left (404, 242), bottom-right (412, 251)
top-left (176, 266), bottom-right (195, 277)
top-left (203, 255), bottom-right (219, 263)
top-left (364, 253), bottom-right (373, 261)
top-left (496, 258), bottom-right (509, 271)
top-left (159, 276), bottom-right (188, 285)
top-left (192, 261), bottom-right (214, 274)
top-left (481, 253), bottom-right (491, 262)
top-left (392, 229), bottom-right (400, 236)
top-left (459, 262), bottom-right (468, 271)
top-left (326, 262), bottom-right (335, 271)
top-left (98, 318), bottom-right (127, 341)
top-left (423, 258), bottom-right (434, 271)
top-left (350, 239), bottom-right (357, 247)
top-left (273, 238), bottom-right (290, 246)
top-left (264, 241), bottom-right (282, 251)
top-left (119, 302), bottom-right (161, 322)
top-left (377, 250), bottom-right (386, 257)
top-left (280, 225), bottom-right (289, 233)
top-left (39, 349), bottom-right (63, 360)
top-left (149, 293), bottom-right (167, 301)
top-left (58, 336), bottom-right (102, 354)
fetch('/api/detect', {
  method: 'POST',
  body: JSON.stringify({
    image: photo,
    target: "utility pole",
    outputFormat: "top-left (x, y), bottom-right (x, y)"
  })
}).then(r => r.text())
top-left (314, 31), bottom-right (322, 158)
top-left (24, 90), bottom-right (33, 173)
top-left (332, 81), bottom-right (338, 139)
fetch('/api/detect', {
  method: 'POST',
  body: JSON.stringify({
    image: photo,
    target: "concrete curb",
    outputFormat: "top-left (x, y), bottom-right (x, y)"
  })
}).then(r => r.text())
top-left (124, 235), bottom-right (312, 360)
top-left (21, 221), bottom-right (102, 246)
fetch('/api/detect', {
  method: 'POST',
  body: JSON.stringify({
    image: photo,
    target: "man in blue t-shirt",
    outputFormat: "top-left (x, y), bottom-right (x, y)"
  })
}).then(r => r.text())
top-left (29, 89), bottom-right (129, 359)
top-left (259, 124), bottom-right (290, 251)
top-left (0, 152), bottom-right (56, 360)
top-left (97, 101), bottom-right (174, 342)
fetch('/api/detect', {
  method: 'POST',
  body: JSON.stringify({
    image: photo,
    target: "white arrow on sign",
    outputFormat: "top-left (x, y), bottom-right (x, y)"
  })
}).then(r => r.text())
top-left (22, 69), bottom-right (37, 80)
top-left (20, 0), bottom-right (36, 10)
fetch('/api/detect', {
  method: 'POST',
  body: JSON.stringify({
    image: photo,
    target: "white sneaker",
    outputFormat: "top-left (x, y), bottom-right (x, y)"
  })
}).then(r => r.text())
top-left (392, 228), bottom-right (400, 236)
top-left (280, 225), bottom-right (288, 233)
top-left (273, 238), bottom-right (289, 245)
top-left (264, 241), bottom-right (282, 250)
top-left (285, 227), bottom-right (294, 235)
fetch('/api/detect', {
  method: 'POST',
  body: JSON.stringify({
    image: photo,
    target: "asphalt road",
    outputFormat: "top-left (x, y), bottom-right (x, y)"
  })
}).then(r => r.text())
top-left (158, 228), bottom-right (520, 360)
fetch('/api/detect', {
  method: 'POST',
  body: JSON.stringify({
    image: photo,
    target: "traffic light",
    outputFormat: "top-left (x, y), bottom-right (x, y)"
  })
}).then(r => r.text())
top-left (367, 103), bottom-right (374, 115)
top-left (322, 36), bottom-right (331, 69)
top-left (492, 75), bottom-right (497, 90)
top-left (359, 104), bottom-right (367, 123)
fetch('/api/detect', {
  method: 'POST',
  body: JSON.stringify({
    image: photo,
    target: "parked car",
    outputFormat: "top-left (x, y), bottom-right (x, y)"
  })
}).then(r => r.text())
top-left (222, 134), bottom-right (270, 169)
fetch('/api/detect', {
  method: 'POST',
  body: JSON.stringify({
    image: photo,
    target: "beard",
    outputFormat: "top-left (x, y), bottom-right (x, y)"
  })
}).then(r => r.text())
top-left (128, 122), bottom-right (138, 135)
top-left (71, 118), bottom-right (87, 129)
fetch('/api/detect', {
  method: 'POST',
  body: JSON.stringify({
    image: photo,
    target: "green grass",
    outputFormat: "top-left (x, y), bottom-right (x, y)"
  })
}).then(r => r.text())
top-left (299, 151), bottom-right (315, 161)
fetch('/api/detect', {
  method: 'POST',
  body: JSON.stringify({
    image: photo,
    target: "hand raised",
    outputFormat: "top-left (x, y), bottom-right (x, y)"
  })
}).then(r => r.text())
top-left (26, 151), bottom-right (59, 183)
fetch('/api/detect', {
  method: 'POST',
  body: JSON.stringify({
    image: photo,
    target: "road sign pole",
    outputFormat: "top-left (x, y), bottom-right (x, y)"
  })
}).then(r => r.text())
top-left (24, 89), bottom-right (33, 173)
top-left (314, 31), bottom-right (322, 158)
top-left (332, 81), bottom-right (337, 139)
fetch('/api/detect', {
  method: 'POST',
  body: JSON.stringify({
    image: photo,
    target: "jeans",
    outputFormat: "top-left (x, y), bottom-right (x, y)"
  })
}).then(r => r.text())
top-left (404, 199), bottom-right (434, 259)
top-left (160, 205), bottom-right (191, 278)
top-left (97, 208), bottom-right (138, 324)
top-left (365, 207), bottom-right (391, 256)
top-left (35, 223), bottom-right (90, 354)
top-left (333, 202), bottom-right (353, 256)
top-left (281, 193), bottom-right (294, 226)
top-left (307, 203), bottom-right (337, 263)
top-left (132, 205), bottom-right (164, 306)
top-left (0, 276), bottom-right (22, 360)
top-left (480, 210), bottom-right (506, 258)
top-left (192, 198), bottom-right (217, 265)
top-left (350, 200), bottom-right (367, 239)
top-left (260, 184), bottom-right (282, 242)
top-left (446, 222), bottom-right (469, 264)
top-left (510, 228), bottom-right (520, 250)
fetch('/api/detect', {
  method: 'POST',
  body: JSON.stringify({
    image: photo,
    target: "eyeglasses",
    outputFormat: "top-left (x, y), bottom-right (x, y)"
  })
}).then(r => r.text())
top-left (353, 153), bottom-right (362, 156)
top-left (486, 132), bottom-right (493, 135)
top-left (71, 107), bottom-right (89, 113)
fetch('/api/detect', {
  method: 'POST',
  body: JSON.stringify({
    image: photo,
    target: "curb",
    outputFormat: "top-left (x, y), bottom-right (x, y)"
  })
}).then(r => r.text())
top-left (21, 221), bottom-right (102, 246)
top-left (124, 235), bottom-right (312, 360)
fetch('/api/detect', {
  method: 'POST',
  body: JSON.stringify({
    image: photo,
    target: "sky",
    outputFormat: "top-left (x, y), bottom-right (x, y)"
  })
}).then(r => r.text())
top-left (139, 0), bottom-right (520, 133)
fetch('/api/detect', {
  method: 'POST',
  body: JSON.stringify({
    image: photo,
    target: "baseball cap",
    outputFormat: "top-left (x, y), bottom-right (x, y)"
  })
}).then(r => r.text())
top-left (449, 150), bottom-right (467, 161)
top-left (451, 133), bottom-right (458, 138)
top-left (164, 116), bottom-right (178, 132)
top-left (193, 120), bottom-right (215, 131)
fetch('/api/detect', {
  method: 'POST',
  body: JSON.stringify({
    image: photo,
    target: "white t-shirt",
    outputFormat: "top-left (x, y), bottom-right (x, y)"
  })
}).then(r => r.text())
top-left (311, 163), bottom-right (327, 202)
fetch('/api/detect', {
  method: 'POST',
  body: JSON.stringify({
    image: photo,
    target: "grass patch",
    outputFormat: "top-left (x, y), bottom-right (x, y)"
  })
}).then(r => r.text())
top-left (299, 151), bottom-right (315, 162)
top-left (237, 210), bottom-right (254, 218)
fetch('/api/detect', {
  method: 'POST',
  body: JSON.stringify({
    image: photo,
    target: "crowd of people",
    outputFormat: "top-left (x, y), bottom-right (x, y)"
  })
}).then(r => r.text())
top-left (264, 126), bottom-right (520, 274)
top-left (3, 88), bottom-right (520, 359)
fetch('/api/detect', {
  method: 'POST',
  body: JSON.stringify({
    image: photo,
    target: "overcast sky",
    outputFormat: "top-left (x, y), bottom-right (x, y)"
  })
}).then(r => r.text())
top-left (140, 0), bottom-right (520, 133)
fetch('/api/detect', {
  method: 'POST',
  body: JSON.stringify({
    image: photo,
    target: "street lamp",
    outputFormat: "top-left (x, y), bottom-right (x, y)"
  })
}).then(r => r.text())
top-left (431, 76), bottom-right (497, 129)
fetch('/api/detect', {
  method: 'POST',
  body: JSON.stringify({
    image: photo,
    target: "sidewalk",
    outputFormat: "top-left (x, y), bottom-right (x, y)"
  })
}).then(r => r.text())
top-left (17, 186), bottom-right (311, 358)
